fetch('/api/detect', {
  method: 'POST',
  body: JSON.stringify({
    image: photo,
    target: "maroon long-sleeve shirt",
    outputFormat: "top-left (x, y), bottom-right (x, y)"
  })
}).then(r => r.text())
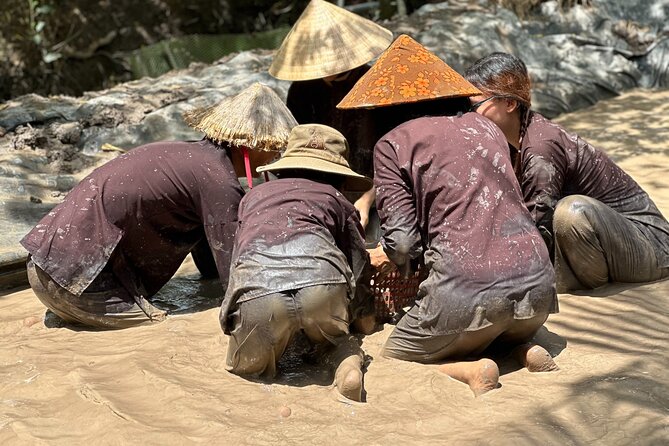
top-left (375, 113), bottom-right (557, 335)
top-left (287, 65), bottom-right (378, 178)
top-left (519, 112), bottom-right (669, 267)
top-left (20, 139), bottom-right (243, 297)
top-left (220, 178), bottom-right (372, 334)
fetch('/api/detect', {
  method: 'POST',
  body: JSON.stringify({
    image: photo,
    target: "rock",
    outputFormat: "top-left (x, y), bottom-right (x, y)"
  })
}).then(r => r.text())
top-left (278, 406), bottom-right (292, 418)
top-left (29, 196), bottom-right (42, 204)
top-left (1, 0), bottom-right (668, 274)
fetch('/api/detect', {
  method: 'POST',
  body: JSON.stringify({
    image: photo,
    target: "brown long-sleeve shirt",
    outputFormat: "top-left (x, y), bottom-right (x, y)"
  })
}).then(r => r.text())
top-left (286, 65), bottom-right (379, 178)
top-left (220, 178), bottom-right (372, 334)
top-left (519, 112), bottom-right (669, 267)
top-left (21, 139), bottom-right (243, 297)
top-left (375, 113), bottom-right (557, 335)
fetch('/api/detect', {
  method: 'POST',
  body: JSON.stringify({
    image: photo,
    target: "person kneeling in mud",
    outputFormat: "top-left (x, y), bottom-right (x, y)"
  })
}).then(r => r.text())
top-left (339, 34), bottom-right (560, 397)
top-left (220, 124), bottom-right (375, 402)
top-left (21, 83), bottom-right (296, 329)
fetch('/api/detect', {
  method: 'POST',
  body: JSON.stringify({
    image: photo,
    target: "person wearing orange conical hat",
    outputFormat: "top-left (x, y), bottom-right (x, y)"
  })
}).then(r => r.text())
top-left (269, 0), bottom-right (393, 233)
top-left (340, 35), bottom-right (560, 396)
top-left (20, 83), bottom-right (296, 329)
top-left (464, 52), bottom-right (669, 293)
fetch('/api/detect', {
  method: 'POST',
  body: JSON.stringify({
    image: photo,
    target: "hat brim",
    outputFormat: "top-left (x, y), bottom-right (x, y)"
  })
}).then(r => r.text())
top-left (257, 157), bottom-right (372, 192)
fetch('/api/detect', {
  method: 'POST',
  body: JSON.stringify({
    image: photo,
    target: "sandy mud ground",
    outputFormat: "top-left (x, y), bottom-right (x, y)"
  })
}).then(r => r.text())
top-left (1, 89), bottom-right (668, 445)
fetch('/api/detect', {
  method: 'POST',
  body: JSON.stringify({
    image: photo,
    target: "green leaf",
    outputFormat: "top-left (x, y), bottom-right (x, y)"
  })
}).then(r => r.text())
top-left (35, 21), bottom-right (45, 33)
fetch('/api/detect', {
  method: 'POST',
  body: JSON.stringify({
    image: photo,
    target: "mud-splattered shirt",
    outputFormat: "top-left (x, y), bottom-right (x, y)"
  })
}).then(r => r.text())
top-left (287, 65), bottom-right (378, 179)
top-left (520, 112), bottom-right (669, 267)
top-left (374, 113), bottom-right (557, 335)
top-left (220, 178), bottom-right (372, 333)
top-left (20, 139), bottom-right (243, 297)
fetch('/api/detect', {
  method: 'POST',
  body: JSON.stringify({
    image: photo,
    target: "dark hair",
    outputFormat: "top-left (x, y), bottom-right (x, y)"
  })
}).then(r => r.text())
top-left (465, 52), bottom-right (533, 140)
top-left (373, 96), bottom-right (470, 137)
top-left (273, 169), bottom-right (346, 190)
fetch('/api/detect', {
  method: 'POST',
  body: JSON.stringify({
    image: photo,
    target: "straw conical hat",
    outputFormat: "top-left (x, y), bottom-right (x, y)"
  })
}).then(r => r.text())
top-left (269, 0), bottom-right (393, 81)
top-left (337, 34), bottom-right (481, 109)
top-left (183, 83), bottom-right (298, 152)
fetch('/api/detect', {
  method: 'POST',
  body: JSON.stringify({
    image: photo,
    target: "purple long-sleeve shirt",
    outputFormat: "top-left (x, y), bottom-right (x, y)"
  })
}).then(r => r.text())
top-left (519, 112), bottom-right (669, 267)
top-left (375, 113), bottom-right (557, 335)
top-left (220, 178), bottom-right (372, 333)
top-left (20, 139), bottom-right (243, 297)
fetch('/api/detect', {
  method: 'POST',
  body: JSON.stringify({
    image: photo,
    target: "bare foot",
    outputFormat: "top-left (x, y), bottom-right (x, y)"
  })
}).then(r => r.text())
top-left (514, 343), bottom-right (559, 372)
top-left (334, 355), bottom-right (364, 402)
top-left (439, 359), bottom-right (499, 397)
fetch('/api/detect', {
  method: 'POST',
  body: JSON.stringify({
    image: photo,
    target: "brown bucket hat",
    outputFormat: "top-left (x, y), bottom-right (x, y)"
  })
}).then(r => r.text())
top-left (183, 82), bottom-right (297, 152)
top-left (337, 34), bottom-right (481, 109)
top-left (269, 0), bottom-right (393, 81)
top-left (257, 124), bottom-right (372, 192)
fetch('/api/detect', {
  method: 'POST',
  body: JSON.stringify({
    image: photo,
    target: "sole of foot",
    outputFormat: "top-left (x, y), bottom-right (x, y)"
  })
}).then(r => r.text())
top-left (517, 344), bottom-right (559, 372)
top-left (439, 358), bottom-right (500, 397)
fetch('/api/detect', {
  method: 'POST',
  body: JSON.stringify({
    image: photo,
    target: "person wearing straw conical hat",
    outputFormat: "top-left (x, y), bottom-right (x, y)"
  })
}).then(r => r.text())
top-left (464, 52), bottom-right (669, 293)
top-left (20, 83), bottom-right (296, 329)
top-left (220, 124), bottom-right (375, 402)
top-left (339, 35), bottom-right (559, 397)
top-left (269, 0), bottom-right (393, 232)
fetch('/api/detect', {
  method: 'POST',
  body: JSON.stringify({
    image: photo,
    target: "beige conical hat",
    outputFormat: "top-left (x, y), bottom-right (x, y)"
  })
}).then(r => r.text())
top-left (183, 83), bottom-right (298, 152)
top-left (337, 34), bottom-right (481, 109)
top-left (269, 0), bottom-right (393, 81)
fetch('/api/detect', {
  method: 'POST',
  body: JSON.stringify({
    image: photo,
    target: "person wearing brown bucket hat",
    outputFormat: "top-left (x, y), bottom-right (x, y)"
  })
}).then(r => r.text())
top-left (338, 35), bottom-right (560, 396)
top-left (464, 52), bottom-right (669, 292)
top-left (220, 124), bottom-right (374, 402)
top-left (20, 83), bottom-right (296, 329)
top-left (270, 0), bottom-right (393, 233)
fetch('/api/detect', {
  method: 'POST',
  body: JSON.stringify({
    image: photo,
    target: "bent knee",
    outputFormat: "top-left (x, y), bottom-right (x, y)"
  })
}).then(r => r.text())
top-left (553, 195), bottom-right (598, 238)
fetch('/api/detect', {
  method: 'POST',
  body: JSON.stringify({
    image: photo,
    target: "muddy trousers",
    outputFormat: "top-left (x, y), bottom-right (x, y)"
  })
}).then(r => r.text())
top-left (26, 259), bottom-right (165, 329)
top-left (382, 303), bottom-right (549, 363)
top-left (225, 283), bottom-right (357, 379)
top-left (553, 195), bottom-right (669, 293)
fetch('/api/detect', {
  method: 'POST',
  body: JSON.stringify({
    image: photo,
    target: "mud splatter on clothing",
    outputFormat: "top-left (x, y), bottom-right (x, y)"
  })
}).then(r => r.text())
top-left (220, 178), bottom-right (372, 334)
top-left (374, 113), bottom-right (557, 336)
top-left (21, 138), bottom-right (243, 299)
top-left (520, 112), bottom-right (669, 267)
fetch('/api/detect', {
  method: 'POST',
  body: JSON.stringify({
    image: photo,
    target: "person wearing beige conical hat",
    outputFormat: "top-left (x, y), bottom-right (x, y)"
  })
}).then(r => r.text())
top-left (270, 0), bottom-right (393, 234)
top-left (19, 83), bottom-right (297, 330)
top-left (184, 82), bottom-right (298, 191)
top-left (221, 124), bottom-right (375, 402)
top-left (336, 36), bottom-right (559, 396)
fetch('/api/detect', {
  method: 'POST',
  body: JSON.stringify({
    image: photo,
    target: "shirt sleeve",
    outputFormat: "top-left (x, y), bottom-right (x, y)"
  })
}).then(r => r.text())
top-left (200, 185), bottom-right (243, 292)
top-left (339, 212), bottom-right (374, 319)
top-left (521, 139), bottom-right (568, 252)
top-left (374, 138), bottom-right (423, 277)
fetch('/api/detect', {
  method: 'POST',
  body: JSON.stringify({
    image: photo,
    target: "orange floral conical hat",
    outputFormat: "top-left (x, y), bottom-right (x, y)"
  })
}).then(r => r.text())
top-left (337, 34), bottom-right (481, 109)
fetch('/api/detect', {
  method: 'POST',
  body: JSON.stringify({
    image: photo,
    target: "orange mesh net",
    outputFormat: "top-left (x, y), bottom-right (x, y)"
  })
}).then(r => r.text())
top-left (372, 267), bottom-right (427, 323)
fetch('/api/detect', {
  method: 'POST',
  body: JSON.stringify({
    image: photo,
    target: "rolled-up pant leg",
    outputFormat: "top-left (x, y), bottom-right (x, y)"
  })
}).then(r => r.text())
top-left (225, 283), bottom-right (350, 379)
top-left (27, 259), bottom-right (155, 329)
top-left (553, 195), bottom-right (666, 292)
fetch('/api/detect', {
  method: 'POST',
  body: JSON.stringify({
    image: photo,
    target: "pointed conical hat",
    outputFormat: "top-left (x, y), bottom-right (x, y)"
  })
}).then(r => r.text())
top-left (183, 83), bottom-right (298, 152)
top-left (337, 34), bottom-right (481, 109)
top-left (269, 0), bottom-right (393, 81)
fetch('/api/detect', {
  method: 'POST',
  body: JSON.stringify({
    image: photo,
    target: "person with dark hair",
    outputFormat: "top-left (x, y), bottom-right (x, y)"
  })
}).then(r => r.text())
top-left (220, 124), bottom-right (375, 402)
top-left (269, 0), bottom-right (394, 231)
top-left (338, 35), bottom-right (559, 397)
top-left (21, 84), bottom-right (296, 329)
top-left (465, 52), bottom-right (669, 292)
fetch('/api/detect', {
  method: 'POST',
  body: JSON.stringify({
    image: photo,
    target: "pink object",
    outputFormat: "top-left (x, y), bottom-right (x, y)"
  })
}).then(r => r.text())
top-left (242, 147), bottom-right (253, 189)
